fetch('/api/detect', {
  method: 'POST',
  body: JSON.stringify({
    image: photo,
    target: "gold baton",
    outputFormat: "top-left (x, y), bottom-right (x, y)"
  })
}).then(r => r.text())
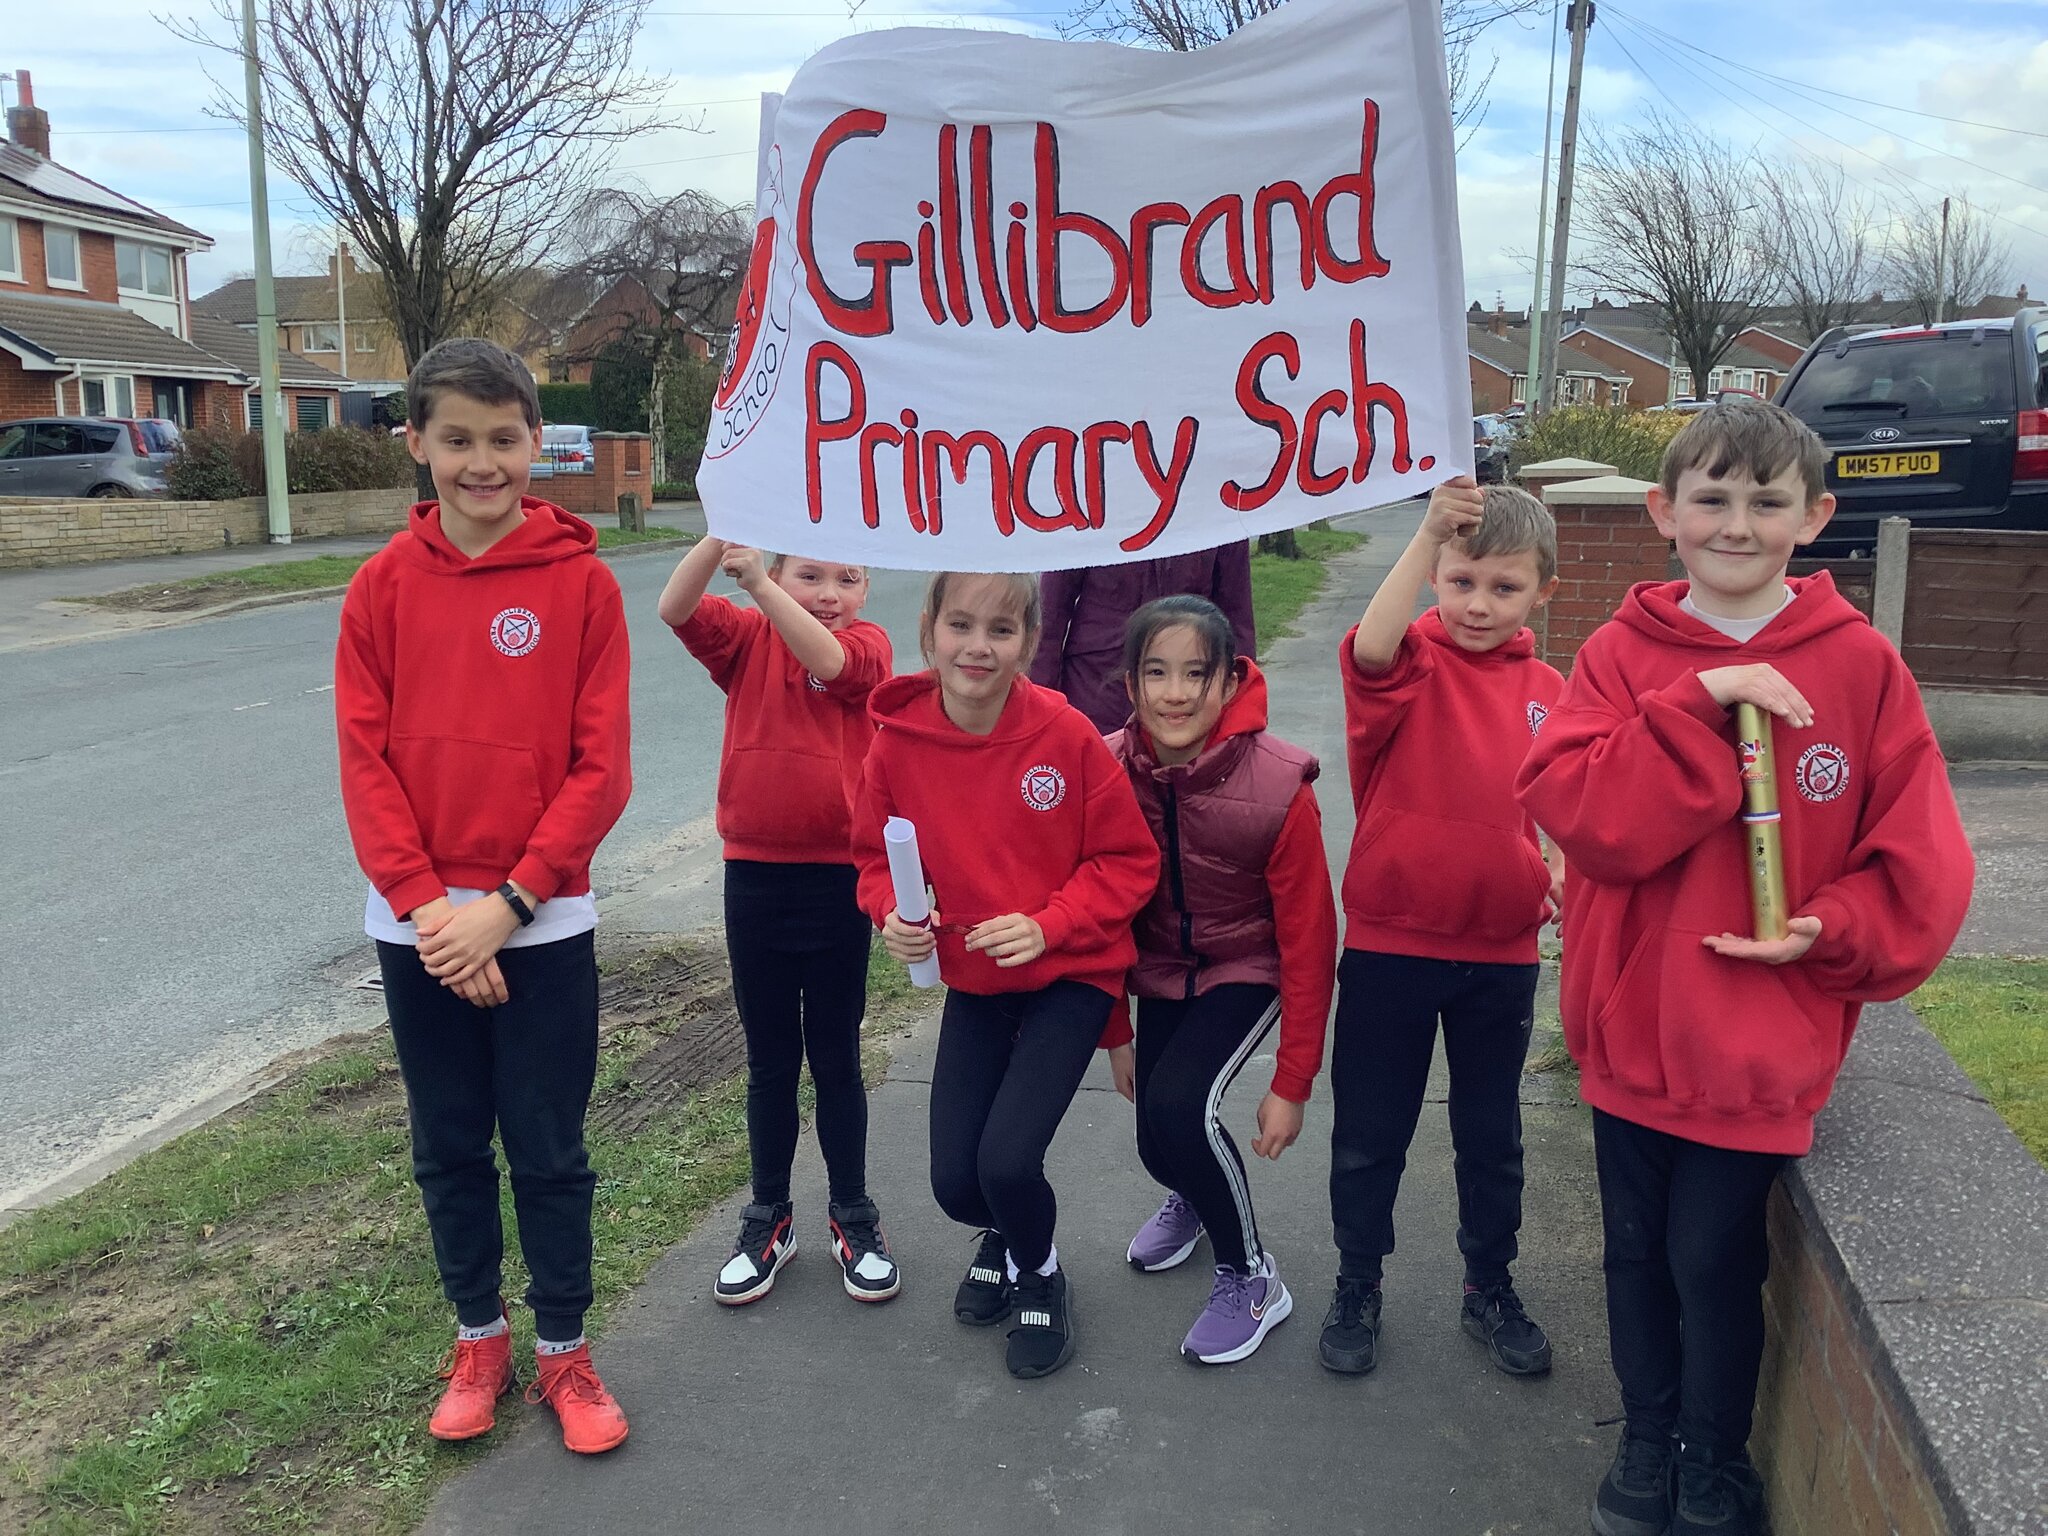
top-left (1736, 703), bottom-right (1789, 942)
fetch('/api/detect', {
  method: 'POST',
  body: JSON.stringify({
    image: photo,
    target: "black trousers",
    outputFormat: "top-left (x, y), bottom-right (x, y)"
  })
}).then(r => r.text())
top-left (1135, 984), bottom-right (1280, 1273)
top-left (379, 932), bottom-right (599, 1340)
top-left (1328, 948), bottom-right (1537, 1288)
top-left (928, 980), bottom-right (1109, 1273)
top-left (724, 860), bottom-right (872, 1208)
top-left (1593, 1108), bottom-right (1787, 1456)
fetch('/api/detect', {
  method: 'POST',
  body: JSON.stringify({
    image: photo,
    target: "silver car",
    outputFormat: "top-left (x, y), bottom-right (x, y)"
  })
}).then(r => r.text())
top-left (0, 416), bottom-right (175, 497)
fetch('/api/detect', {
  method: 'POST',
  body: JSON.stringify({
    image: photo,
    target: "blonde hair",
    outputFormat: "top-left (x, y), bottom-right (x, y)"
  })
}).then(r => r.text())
top-left (769, 551), bottom-right (867, 581)
top-left (918, 571), bottom-right (1042, 667)
top-left (1457, 484), bottom-right (1558, 584)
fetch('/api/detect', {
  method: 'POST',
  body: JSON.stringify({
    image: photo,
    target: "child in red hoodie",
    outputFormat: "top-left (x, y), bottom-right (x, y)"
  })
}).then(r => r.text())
top-left (657, 536), bottom-right (898, 1307)
top-left (1322, 478), bottom-right (1564, 1384)
top-left (853, 572), bottom-right (1158, 1380)
top-left (335, 339), bottom-right (632, 1455)
top-left (1518, 401), bottom-right (1972, 1536)
top-left (1109, 595), bottom-right (1336, 1366)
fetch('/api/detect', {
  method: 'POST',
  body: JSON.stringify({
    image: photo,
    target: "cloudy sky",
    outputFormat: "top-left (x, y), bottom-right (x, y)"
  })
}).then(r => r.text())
top-left (12, 0), bottom-right (2046, 307)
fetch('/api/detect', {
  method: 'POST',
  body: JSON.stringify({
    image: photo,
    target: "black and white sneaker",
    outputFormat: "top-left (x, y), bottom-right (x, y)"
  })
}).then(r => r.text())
top-left (1006, 1267), bottom-right (1075, 1379)
top-left (954, 1228), bottom-right (1012, 1326)
top-left (714, 1201), bottom-right (795, 1306)
top-left (828, 1198), bottom-right (901, 1303)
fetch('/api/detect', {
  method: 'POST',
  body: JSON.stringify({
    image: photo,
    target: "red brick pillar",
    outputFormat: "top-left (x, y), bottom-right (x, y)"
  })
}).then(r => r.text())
top-left (591, 432), bottom-right (650, 523)
top-left (1540, 475), bottom-right (1666, 670)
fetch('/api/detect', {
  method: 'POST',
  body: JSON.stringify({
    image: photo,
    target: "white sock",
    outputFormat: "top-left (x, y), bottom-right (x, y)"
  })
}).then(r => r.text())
top-left (457, 1316), bottom-right (508, 1342)
top-left (1006, 1243), bottom-right (1058, 1282)
top-left (535, 1335), bottom-right (585, 1356)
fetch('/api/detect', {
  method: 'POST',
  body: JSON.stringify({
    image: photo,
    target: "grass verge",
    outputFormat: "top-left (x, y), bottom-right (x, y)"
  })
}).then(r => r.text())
top-left (1911, 956), bottom-right (2048, 1166)
top-left (1248, 523), bottom-right (1368, 651)
top-left (0, 934), bottom-right (919, 1535)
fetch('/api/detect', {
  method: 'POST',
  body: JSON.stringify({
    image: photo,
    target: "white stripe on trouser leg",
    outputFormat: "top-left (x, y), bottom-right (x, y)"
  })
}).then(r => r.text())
top-left (1203, 997), bottom-right (1281, 1269)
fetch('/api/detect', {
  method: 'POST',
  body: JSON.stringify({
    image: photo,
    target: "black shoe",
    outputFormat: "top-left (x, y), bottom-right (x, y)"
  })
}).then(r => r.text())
top-left (1590, 1427), bottom-right (1675, 1536)
top-left (1461, 1281), bottom-right (1553, 1376)
top-left (954, 1228), bottom-right (1012, 1326)
top-left (1317, 1277), bottom-right (1383, 1374)
top-left (714, 1201), bottom-right (795, 1306)
top-left (1005, 1267), bottom-right (1075, 1379)
top-left (1671, 1444), bottom-right (1764, 1535)
top-left (828, 1198), bottom-right (901, 1303)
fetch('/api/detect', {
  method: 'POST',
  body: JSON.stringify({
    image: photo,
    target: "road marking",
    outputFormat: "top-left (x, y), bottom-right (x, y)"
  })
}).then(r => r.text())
top-left (304, 684), bottom-right (333, 695)
top-left (233, 701), bottom-right (272, 712)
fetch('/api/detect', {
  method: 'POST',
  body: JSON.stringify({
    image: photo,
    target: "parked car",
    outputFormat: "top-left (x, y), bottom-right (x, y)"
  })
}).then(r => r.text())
top-left (541, 424), bottom-right (594, 472)
top-left (0, 416), bottom-right (174, 497)
top-left (1775, 308), bottom-right (2048, 553)
top-left (1646, 398), bottom-right (1713, 415)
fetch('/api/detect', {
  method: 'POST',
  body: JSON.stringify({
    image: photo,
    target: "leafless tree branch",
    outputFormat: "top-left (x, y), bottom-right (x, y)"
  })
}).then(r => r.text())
top-left (1881, 193), bottom-right (2014, 325)
top-left (1760, 159), bottom-right (1880, 342)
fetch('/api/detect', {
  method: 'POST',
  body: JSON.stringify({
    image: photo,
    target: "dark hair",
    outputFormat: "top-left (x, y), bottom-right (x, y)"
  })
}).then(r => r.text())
top-left (1121, 594), bottom-right (1239, 695)
top-left (1660, 398), bottom-right (1827, 503)
top-left (918, 571), bottom-right (1042, 666)
top-left (407, 338), bottom-right (541, 430)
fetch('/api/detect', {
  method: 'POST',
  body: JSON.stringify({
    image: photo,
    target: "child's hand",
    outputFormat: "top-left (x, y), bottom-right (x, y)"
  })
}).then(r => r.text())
top-left (720, 544), bottom-right (769, 592)
top-left (418, 897), bottom-right (520, 986)
top-left (881, 907), bottom-right (938, 964)
top-left (1108, 1043), bottom-right (1136, 1103)
top-left (409, 896), bottom-right (456, 937)
top-left (1697, 664), bottom-right (1815, 729)
top-left (1547, 866), bottom-right (1567, 923)
top-left (1702, 914), bottom-right (1823, 966)
top-left (965, 914), bottom-right (1045, 968)
top-left (1251, 1092), bottom-right (1304, 1160)
top-left (1422, 475), bottom-right (1485, 546)
top-left (451, 957), bottom-right (510, 1008)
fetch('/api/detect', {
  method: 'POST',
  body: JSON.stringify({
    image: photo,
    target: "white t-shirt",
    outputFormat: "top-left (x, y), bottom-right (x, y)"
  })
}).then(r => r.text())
top-left (1680, 585), bottom-right (1795, 644)
top-left (364, 883), bottom-right (598, 948)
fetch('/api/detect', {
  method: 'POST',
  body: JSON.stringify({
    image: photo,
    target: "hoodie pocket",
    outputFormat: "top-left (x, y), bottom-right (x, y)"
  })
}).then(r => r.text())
top-left (389, 734), bottom-right (544, 869)
top-left (1345, 808), bottom-right (1552, 942)
top-left (1590, 926), bottom-right (1846, 1115)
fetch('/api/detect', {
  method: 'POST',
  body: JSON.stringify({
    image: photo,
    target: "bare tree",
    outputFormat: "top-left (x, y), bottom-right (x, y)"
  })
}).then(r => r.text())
top-left (1763, 158), bottom-right (1880, 343)
top-left (558, 188), bottom-right (752, 484)
top-left (1574, 113), bottom-right (1779, 399)
top-left (1062, 0), bottom-right (1545, 138)
top-left (1882, 194), bottom-right (2014, 325)
top-left (176, 0), bottom-right (673, 372)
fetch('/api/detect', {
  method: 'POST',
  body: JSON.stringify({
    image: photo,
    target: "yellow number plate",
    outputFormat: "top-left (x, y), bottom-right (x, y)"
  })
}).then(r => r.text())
top-left (1836, 451), bottom-right (1941, 479)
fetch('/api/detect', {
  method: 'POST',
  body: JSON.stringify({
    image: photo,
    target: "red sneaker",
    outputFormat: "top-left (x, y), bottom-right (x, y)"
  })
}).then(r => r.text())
top-left (526, 1344), bottom-right (629, 1454)
top-left (429, 1327), bottom-right (514, 1442)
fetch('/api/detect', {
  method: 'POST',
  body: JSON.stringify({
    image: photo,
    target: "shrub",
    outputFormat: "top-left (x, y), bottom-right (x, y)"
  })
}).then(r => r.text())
top-left (166, 425), bottom-right (415, 499)
top-left (1507, 405), bottom-right (1690, 483)
top-left (164, 425), bottom-right (250, 500)
top-left (537, 382), bottom-right (594, 426)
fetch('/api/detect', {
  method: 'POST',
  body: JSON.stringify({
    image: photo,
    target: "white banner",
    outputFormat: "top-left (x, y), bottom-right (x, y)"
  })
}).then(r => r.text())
top-left (698, 0), bottom-right (1471, 572)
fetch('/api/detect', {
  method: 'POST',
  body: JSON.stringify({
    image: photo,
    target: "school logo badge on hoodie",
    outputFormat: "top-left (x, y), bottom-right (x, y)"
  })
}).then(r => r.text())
top-left (1526, 701), bottom-right (1549, 735)
top-left (1795, 743), bottom-right (1850, 803)
top-left (489, 607), bottom-right (542, 658)
top-left (1021, 764), bottom-right (1067, 812)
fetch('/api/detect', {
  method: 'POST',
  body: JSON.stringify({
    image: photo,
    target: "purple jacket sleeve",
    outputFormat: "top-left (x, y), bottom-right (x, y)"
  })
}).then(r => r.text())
top-left (1213, 542), bottom-right (1256, 660)
top-left (1031, 568), bottom-right (1085, 692)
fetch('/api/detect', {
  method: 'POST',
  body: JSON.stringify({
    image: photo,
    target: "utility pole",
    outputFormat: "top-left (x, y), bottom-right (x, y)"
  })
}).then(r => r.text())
top-left (1524, 0), bottom-right (1563, 413)
top-left (334, 230), bottom-right (349, 382)
top-left (1933, 196), bottom-right (1952, 324)
top-left (1533, 0), bottom-right (1593, 420)
top-left (241, 0), bottom-right (291, 542)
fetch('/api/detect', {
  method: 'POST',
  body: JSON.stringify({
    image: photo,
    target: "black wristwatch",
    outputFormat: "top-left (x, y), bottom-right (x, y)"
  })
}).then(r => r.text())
top-left (497, 883), bottom-right (536, 926)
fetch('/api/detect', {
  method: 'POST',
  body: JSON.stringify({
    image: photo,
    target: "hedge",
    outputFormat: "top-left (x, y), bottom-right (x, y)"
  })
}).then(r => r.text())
top-left (537, 382), bottom-right (595, 426)
top-left (1506, 405), bottom-right (1690, 484)
top-left (165, 426), bottom-right (416, 499)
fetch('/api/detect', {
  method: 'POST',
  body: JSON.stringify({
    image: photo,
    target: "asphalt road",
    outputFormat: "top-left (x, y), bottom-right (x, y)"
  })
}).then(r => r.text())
top-left (0, 541), bottom-right (932, 1214)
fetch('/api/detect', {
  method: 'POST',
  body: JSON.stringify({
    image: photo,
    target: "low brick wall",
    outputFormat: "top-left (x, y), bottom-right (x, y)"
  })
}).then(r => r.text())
top-left (0, 489), bottom-right (412, 568)
top-left (1753, 1003), bottom-right (2048, 1536)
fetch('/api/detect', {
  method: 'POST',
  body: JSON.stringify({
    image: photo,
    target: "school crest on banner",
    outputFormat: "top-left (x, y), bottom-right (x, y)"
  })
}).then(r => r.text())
top-left (699, 0), bottom-right (1472, 572)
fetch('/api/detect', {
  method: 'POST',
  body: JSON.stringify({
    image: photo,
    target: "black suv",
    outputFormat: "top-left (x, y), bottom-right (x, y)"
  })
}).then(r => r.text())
top-left (1775, 307), bottom-right (2048, 553)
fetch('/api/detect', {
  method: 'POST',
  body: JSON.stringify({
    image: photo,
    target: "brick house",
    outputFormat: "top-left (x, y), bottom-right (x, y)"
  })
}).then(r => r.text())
top-left (526, 272), bottom-right (723, 384)
top-left (0, 74), bottom-right (249, 430)
top-left (1467, 305), bottom-right (1631, 412)
top-left (1552, 303), bottom-right (1798, 404)
top-left (188, 314), bottom-right (345, 433)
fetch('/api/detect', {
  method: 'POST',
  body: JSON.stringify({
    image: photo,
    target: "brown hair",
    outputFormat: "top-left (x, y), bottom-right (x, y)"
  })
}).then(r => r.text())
top-left (1457, 484), bottom-right (1558, 584)
top-left (407, 338), bottom-right (541, 430)
top-left (1659, 398), bottom-right (1827, 503)
top-left (919, 571), bottom-right (1042, 667)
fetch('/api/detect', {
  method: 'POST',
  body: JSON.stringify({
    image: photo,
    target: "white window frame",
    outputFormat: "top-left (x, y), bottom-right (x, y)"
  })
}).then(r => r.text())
top-left (246, 389), bottom-right (263, 430)
top-left (301, 323), bottom-right (341, 353)
top-left (355, 323), bottom-right (375, 352)
top-left (294, 393), bottom-right (332, 432)
top-left (43, 224), bottom-right (84, 290)
top-left (77, 373), bottom-right (136, 419)
top-left (115, 239), bottom-right (176, 299)
top-left (0, 215), bottom-right (19, 282)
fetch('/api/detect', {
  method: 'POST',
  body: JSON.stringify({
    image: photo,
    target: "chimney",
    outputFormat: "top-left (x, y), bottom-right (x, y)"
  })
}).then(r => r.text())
top-left (7, 71), bottom-right (51, 159)
top-left (2019, 283), bottom-right (2030, 303)
top-left (1490, 293), bottom-right (1507, 337)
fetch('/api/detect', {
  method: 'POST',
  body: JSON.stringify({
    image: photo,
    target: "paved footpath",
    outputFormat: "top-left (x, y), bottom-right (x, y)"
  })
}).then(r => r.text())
top-left (422, 504), bottom-right (1624, 1535)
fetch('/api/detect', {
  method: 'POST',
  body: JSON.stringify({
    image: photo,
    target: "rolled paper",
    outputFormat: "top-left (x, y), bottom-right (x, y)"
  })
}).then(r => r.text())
top-left (1736, 704), bottom-right (1790, 942)
top-left (883, 816), bottom-right (942, 989)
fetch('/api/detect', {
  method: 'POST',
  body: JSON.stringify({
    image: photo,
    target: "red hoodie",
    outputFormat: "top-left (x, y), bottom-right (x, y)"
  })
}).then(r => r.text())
top-left (336, 498), bottom-right (633, 919)
top-left (1516, 574), bottom-right (1974, 1155)
top-left (1340, 608), bottom-right (1564, 964)
top-left (853, 674), bottom-right (1159, 999)
top-left (675, 594), bottom-right (891, 864)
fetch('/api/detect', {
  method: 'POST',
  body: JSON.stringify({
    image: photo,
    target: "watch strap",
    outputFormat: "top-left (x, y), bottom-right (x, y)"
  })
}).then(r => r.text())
top-left (497, 883), bottom-right (536, 926)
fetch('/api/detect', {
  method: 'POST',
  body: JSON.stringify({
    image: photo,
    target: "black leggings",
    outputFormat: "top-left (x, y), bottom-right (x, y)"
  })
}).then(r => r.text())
top-left (378, 932), bottom-right (599, 1341)
top-left (1593, 1108), bottom-right (1787, 1456)
top-left (724, 860), bottom-right (872, 1208)
top-left (1328, 948), bottom-right (1538, 1288)
top-left (928, 980), bottom-right (1110, 1273)
top-left (1135, 984), bottom-right (1280, 1273)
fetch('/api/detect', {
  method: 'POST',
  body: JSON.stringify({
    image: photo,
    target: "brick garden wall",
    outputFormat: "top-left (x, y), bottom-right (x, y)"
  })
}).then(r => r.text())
top-left (0, 489), bottom-right (411, 568)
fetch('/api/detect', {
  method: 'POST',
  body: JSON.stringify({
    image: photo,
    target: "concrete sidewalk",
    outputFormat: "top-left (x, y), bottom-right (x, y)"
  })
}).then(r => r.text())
top-left (420, 506), bottom-right (1623, 1535)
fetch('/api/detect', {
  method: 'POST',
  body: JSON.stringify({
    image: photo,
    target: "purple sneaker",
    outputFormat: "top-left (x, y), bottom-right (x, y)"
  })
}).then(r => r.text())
top-left (1127, 1192), bottom-right (1205, 1272)
top-left (1181, 1252), bottom-right (1293, 1365)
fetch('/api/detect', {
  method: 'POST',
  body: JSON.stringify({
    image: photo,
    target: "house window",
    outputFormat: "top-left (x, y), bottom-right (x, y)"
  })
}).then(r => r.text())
top-left (302, 323), bottom-right (341, 352)
top-left (1610, 382), bottom-right (1626, 406)
top-left (1510, 376), bottom-right (1527, 405)
top-left (246, 390), bottom-right (263, 429)
top-left (295, 394), bottom-right (331, 432)
top-left (1735, 369), bottom-right (1755, 392)
top-left (0, 216), bottom-right (18, 281)
top-left (78, 374), bottom-right (136, 418)
top-left (1672, 369), bottom-right (1693, 399)
top-left (355, 324), bottom-right (375, 352)
top-left (115, 240), bottom-right (176, 298)
top-left (44, 225), bottom-right (82, 289)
